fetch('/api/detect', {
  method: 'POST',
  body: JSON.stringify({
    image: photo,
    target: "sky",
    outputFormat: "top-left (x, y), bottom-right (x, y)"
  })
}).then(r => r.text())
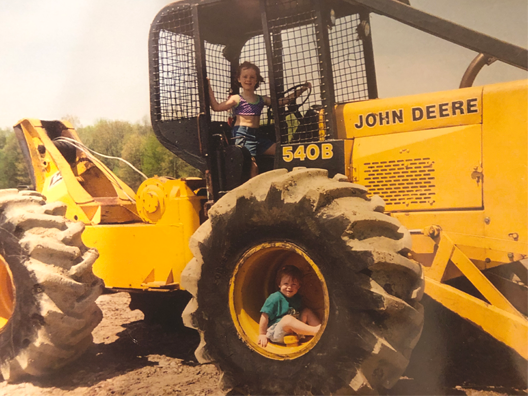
top-left (0, 0), bottom-right (526, 129)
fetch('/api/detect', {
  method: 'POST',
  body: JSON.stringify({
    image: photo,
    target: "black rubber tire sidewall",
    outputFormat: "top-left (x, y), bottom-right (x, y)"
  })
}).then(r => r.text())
top-left (197, 215), bottom-right (377, 393)
top-left (0, 228), bottom-right (40, 368)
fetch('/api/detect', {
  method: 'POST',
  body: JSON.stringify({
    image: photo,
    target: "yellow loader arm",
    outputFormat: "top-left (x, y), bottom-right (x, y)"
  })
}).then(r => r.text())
top-left (14, 118), bottom-right (140, 224)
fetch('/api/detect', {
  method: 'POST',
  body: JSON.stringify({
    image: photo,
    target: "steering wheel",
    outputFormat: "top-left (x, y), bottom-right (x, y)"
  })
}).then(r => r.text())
top-left (282, 83), bottom-right (312, 112)
top-left (282, 84), bottom-right (319, 141)
top-left (261, 84), bottom-right (313, 142)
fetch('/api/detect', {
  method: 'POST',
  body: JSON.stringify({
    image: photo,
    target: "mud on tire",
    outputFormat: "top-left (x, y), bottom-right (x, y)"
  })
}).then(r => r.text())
top-left (182, 168), bottom-right (424, 394)
top-left (0, 189), bottom-right (104, 382)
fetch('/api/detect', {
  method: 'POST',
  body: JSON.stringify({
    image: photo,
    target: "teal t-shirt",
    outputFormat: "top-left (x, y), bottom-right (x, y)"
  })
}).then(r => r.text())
top-left (260, 291), bottom-right (302, 326)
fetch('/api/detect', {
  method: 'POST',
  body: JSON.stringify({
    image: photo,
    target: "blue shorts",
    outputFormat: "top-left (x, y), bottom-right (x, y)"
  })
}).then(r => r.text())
top-left (232, 125), bottom-right (274, 157)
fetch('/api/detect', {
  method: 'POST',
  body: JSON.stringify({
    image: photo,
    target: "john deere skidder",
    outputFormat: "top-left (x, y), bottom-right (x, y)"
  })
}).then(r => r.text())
top-left (149, 0), bottom-right (527, 393)
top-left (2, 0), bottom-right (526, 394)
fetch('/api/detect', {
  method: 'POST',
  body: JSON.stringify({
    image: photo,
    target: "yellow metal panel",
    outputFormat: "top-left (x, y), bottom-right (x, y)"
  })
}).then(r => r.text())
top-left (335, 86), bottom-right (482, 139)
top-left (445, 232), bottom-right (528, 256)
top-left (136, 178), bottom-right (204, 264)
top-left (84, 223), bottom-right (189, 289)
top-left (425, 278), bottom-right (528, 359)
top-left (482, 80), bottom-right (528, 244)
top-left (450, 246), bottom-right (521, 316)
top-left (176, 195), bottom-right (204, 264)
top-left (397, 210), bottom-right (527, 285)
top-left (353, 125), bottom-right (482, 211)
top-left (393, 211), bottom-right (485, 237)
top-left (343, 139), bottom-right (354, 181)
top-left (423, 236), bottom-right (453, 282)
top-left (442, 232), bottom-right (527, 271)
top-left (410, 227), bottom-right (528, 274)
top-left (394, 212), bottom-right (486, 274)
top-left (43, 177), bottom-right (93, 223)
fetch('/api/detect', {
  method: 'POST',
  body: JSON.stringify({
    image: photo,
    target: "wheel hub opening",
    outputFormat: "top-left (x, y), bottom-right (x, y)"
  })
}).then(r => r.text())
top-left (229, 242), bottom-right (329, 360)
top-left (0, 254), bottom-right (15, 331)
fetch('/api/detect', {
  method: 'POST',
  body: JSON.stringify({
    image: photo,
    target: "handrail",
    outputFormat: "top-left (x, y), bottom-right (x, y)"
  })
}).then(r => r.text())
top-left (348, 0), bottom-right (528, 70)
top-left (460, 53), bottom-right (497, 88)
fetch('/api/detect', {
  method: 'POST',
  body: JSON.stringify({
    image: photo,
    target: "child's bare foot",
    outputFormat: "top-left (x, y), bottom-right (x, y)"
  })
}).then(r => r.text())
top-left (306, 324), bottom-right (321, 336)
top-left (300, 324), bottom-right (321, 340)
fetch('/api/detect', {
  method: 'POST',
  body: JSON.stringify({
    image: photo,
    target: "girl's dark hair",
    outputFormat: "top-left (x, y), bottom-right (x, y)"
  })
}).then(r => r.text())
top-left (276, 265), bottom-right (303, 286)
top-left (236, 61), bottom-right (265, 89)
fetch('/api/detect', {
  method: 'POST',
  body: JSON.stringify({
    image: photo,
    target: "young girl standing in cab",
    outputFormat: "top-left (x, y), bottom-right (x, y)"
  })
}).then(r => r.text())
top-left (208, 61), bottom-right (311, 177)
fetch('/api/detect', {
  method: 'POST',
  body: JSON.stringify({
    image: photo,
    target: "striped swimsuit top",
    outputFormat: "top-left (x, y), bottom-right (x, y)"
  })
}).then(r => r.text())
top-left (234, 95), bottom-right (265, 116)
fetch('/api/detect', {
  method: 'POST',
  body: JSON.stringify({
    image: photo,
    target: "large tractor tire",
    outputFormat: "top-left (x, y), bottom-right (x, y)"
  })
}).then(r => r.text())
top-left (181, 168), bottom-right (424, 395)
top-left (0, 189), bottom-right (104, 382)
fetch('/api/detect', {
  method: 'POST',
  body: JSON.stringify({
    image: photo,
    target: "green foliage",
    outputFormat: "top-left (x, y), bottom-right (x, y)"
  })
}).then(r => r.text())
top-left (141, 133), bottom-right (201, 181)
top-left (0, 128), bottom-right (31, 189)
top-left (76, 119), bottom-right (201, 191)
top-left (117, 133), bottom-right (146, 191)
top-left (78, 120), bottom-right (141, 171)
top-left (0, 120), bottom-right (202, 191)
top-left (0, 128), bottom-right (7, 149)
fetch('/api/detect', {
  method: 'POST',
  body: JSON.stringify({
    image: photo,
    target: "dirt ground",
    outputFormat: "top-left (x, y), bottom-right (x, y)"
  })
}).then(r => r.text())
top-left (0, 292), bottom-right (221, 396)
top-left (0, 293), bottom-right (526, 396)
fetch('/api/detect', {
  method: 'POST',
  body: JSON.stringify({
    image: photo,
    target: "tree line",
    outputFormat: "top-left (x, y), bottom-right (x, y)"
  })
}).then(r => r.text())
top-left (0, 119), bottom-right (201, 192)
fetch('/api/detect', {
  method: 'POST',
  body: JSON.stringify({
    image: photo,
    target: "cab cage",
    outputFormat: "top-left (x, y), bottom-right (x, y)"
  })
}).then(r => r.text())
top-left (149, 0), bottom-right (377, 173)
top-left (149, 0), bottom-right (527, 201)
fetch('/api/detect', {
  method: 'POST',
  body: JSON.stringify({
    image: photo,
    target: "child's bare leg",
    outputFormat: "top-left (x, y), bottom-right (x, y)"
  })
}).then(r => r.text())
top-left (279, 315), bottom-right (321, 336)
top-left (250, 144), bottom-right (274, 179)
top-left (262, 143), bottom-right (276, 156)
top-left (250, 157), bottom-right (258, 178)
top-left (300, 308), bottom-right (321, 326)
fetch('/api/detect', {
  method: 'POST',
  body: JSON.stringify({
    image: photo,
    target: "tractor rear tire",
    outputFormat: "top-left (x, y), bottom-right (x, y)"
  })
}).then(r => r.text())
top-left (181, 168), bottom-right (424, 395)
top-left (0, 190), bottom-right (104, 382)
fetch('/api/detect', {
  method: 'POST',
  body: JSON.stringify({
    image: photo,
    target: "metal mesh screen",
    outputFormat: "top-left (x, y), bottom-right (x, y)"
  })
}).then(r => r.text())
top-left (330, 14), bottom-right (370, 103)
top-left (205, 42), bottom-right (231, 122)
top-left (267, 0), bottom-right (324, 144)
top-left (154, 6), bottom-right (199, 122)
top-left (207, 35), bottom-right (272, 128)
top-left (152, 3), bottom-right (371, 137)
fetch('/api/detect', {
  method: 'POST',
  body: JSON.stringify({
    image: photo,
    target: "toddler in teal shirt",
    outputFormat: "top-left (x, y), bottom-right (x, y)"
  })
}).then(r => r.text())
top-left (258, 265), bottom-right (321, 347)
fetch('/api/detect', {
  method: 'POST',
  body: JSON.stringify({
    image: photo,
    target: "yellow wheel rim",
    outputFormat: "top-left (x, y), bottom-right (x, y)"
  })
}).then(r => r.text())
top-left (229, 242), bottom-right (329, 360)
top-left (0, 254), bottom-right (15, 331)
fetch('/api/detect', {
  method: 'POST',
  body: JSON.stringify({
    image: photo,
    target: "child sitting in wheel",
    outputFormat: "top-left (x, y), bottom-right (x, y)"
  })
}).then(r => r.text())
top-left (258, 265), bottom-right (321, 348)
